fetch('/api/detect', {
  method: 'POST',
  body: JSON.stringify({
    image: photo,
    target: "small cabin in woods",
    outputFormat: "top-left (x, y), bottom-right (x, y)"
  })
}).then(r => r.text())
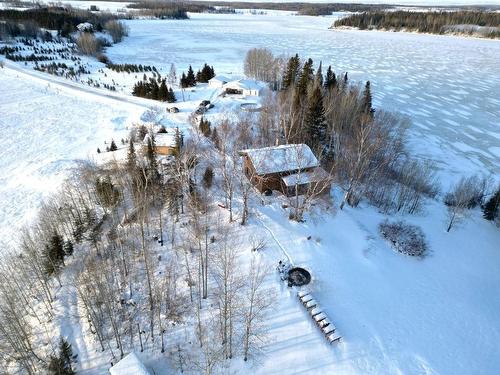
top-left (239, 144), bottom-right (330, 197)
top-left (143, 133), bottom-right (177, 156)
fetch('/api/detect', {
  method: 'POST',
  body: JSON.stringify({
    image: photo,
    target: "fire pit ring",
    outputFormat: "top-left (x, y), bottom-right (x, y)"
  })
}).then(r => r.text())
top-left (287, 267), bottom-right (311, 286)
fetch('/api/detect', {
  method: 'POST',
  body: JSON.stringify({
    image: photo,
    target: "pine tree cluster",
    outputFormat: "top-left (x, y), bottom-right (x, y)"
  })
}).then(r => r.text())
top-left (196, 63), bottom-right (216, 83)
top-left (48, 338), bottom-right (76, 375)
top-left (132, 77), bottom-right (176, 102)
top-left (107, 63), bottom-right (156, 73)
top-left (180, 63), bottom-right (215, 88)
top-left (43, 233), bottom-right (73, 276)
top-left (199, 117), bottom-right (212, 137)
top-left (280, 54), bottom-right (373, 154)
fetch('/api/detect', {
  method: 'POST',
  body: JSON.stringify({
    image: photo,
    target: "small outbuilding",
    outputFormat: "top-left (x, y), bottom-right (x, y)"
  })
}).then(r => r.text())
top-left (208, 75), bottom-right (230, 88)
top-left (143, 132), bottom-right (177, 156)
top-left (110, 352), bottom-right (151, 375)
top-left (239, 144), bottom-right (330, 197)
top-left (223, 79), bottom-right (260, 96)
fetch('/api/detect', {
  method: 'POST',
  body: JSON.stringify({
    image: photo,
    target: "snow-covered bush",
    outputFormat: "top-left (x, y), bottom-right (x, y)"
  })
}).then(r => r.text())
top-left (379, 220), bottom-right (427, 257)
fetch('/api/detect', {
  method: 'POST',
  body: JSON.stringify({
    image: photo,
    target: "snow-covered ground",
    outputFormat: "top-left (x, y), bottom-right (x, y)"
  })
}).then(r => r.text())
top-left (106, 12), bottom-right (500, 186)
top-left (0, 67), bottom-right (143, 243)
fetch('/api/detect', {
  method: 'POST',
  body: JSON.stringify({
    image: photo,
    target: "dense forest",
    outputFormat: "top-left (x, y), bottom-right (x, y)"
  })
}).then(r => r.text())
top-left (127, 1), bottom-right (392, 17)
top-left (0, 6), bottom-right (117, 34)
top-left (333, 11), bottom-right (500, 38)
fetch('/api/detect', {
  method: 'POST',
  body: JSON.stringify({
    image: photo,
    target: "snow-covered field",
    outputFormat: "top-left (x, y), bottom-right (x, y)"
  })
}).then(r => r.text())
top-left (0, 67), bottom-right (143, 243)
top-left (107, 12), bottom-right (500, 186)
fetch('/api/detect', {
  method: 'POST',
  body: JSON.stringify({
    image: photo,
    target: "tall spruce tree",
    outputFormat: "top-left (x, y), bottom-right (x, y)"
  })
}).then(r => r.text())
top-left (44, 233), bottom-right (65, 275)
top-left (483, 185), bottom-right (500, 221)
top-left (297, 58), bottom-right (314, 97)
top-left (305, 84), bottom-right (326, 149)
top-left (146, 133), bottom-right (160, 182)
top-left (159, 79), bottom-right (168, 101)
top-left (167, 87), bottom-right (176, 103)
top-left (282, 54), bottom-right (300, 90)
top-left (324, 65), bottom-right (336, 90)
top-left (343, 72), bottom-right (348, 86)
top-left (180, 72), bottom-right (188, 88)
top-left (48, 338), bottom-right (75, 375)
top-left (186, 65), bottom-right (196, 86)
top-left (315, 61), bottom-right (323, 87)
top-left (361, 81), bottom-right (374, 116)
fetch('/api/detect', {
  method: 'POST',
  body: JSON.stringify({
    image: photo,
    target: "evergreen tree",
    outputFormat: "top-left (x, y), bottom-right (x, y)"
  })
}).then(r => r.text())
top-left (211, 127), bottom-right (220, 149)
top-left (186, 65), bottom-right (196, 86)
top-left (324, 65), bottom-right (336, 90)
top-left (483, 185), bottom-right (500, 221)
top-left (167, 87), bottom-right (176, 103)
top-left (127, 139), bottom-right (137, 171)
top-left (48, 338), bottom-right (75, 375)
top-left (297, 58), bottom-right (314, 96)
top-left (44, 233), bottom-right (65, 275)
top-left (361, 80), bottom-right (374, 116)
top-left (150, 79), bottom-right (159, 100)
top-left (109, 139), bottom-right (118, 151)
top-left (343, 72), bottom-right (348, 86)
top-left (146, 133), bottom-right (159, 181)
top-left (304, 84), bottom-right (326, 149)
top-left (180, 72), bottom-right (188, 88)
top-left (202, 166), bottom-right (214, 189)
top-left (282, 54), bottom-right (300, 90)
top-left (159, 79), bottom-right (168, 101)
top-left (97, 148), bottom-right (101, 153)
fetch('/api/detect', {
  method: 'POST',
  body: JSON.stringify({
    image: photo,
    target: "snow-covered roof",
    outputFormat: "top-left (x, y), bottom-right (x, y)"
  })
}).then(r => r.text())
top-left (110, 352), bottom-right (151, 375)
top-left (224, 79), bottom-right (261, 92)
top-left (209, 75), bottom-right (230, 83)
top-left (143, 133), bottom-right (176, 148)
top-left (281, 167), bottom-right (330, 187)
top-left (241, 144), bottom-right (319, 175)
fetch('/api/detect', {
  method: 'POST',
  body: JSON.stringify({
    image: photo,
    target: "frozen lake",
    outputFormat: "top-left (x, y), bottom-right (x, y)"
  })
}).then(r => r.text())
top-left (108, 12), bottom-right (500, 185)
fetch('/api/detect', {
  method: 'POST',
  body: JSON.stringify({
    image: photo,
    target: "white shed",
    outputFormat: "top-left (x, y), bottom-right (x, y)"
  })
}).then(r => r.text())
top-left (208, 75), bottom-right (230, 88)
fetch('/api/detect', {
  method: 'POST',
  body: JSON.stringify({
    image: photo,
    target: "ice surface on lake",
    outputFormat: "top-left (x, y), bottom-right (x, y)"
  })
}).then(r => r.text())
top-left (108, 13), bottom-right (500, 185)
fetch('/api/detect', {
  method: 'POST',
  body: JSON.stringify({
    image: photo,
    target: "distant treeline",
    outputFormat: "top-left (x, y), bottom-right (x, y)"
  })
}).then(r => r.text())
top-left (333, 11), bottom-right (500, 37)
top-left (126, 1), bottom-right (194, 19)
top-left (126, 1), bottom-right (392, 17)
top-left (0, 6), bottom-right (117, 35)
top-left (191, 1), bottom-right (392, 14)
